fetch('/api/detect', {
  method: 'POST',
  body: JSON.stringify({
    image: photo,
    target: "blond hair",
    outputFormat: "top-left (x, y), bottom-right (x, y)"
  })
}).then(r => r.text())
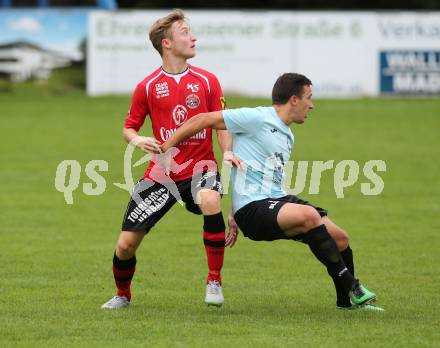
top-left (149, 9), bottom-right (186, 56)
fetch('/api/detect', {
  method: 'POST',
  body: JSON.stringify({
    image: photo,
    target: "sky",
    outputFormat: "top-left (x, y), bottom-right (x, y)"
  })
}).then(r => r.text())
top-left (0, 9), bottom-right (88, 60)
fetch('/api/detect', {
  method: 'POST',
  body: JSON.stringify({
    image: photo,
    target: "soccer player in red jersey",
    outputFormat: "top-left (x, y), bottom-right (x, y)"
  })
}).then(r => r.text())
top-left (102, 9), bottom-right (239, 309)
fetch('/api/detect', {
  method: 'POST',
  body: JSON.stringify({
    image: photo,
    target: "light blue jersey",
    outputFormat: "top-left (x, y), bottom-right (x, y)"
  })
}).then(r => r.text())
top-left (223, 107), bottom-right (294, 213)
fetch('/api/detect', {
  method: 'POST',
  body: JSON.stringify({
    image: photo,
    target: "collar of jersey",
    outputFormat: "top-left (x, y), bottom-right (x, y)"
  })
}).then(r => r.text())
top-left (161, 66), bottom-right (190, 78)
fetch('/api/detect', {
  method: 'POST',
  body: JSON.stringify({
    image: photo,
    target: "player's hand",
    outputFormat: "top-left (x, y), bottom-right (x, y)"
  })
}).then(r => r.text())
top-left (225, 212), bottom-right (239, 248)
top-left (133, 136), bottom-right (162, 154)
top-left (159, 141), bottom-right (169, 154)
top-left (223, 151), bottom-right (244, 170)
top-left (154, 148), bottom-right (173, 176)
top-left (154, 146), bottom-right (192, 176)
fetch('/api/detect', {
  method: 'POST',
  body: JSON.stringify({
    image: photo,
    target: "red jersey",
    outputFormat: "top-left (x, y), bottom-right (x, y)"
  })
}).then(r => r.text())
top-left (124, 65), bottom-right (225, 182)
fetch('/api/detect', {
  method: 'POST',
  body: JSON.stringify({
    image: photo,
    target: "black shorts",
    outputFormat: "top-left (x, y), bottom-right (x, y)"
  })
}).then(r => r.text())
top-left (234, 195), bottom-right (328, 242)
top-left (122, 171), bottom-right (222, 233)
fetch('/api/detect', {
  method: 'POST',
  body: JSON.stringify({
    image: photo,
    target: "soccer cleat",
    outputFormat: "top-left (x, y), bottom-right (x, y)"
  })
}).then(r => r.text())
top-left (337, 304), bottom-right (385, 312)
top-left (349, 283), bottom-right (377, 306)
top-left (205, 280), bottom-right (224, 307)
top-left (101, 295), bottom-right (130, 309)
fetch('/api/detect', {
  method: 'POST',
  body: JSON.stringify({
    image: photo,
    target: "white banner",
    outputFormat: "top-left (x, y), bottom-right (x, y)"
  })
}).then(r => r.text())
top-left (87, 11), bottom-right (440, 97)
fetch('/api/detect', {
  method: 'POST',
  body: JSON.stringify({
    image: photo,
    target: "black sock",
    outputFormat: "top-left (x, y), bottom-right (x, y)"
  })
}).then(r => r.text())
top-left (113, 253), bottom-right (137, 269)
top-left (203, 212), bottom-right (226, 233)
top-left (328, 246), bottom-right (355, 307)
top-left (303, 225), bottom-right (356, 293)
top-left (341, 246), bottom-right (354, 277)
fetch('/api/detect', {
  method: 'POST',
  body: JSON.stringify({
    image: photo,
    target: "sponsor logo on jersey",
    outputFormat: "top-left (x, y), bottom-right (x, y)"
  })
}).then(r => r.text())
top-left (155, 82), bottom-right (169, 98)
top-left (220, 96), bottom-right (227, 110)
top-left (187, 83), bottom-right (199, 92)
top-left (159, 127), bottom-right (206, 141)
top-left (172, 104), bottom-right (188, 126)
top-left (185, 94), bottom-right (200, 109)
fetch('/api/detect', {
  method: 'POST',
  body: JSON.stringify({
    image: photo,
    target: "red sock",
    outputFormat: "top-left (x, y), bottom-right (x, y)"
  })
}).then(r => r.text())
top-left (204, 231), bottom-right (225, 284)
top-left (112, 253), bottom-right (136, 301)
top-left (203, 213), bottom-right (226, 284)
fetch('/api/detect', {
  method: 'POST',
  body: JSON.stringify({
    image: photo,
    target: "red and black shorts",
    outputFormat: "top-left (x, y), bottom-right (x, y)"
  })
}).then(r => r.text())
top-left (122, 171), bottom-right (222, 233)
top-left (233, 195), bottom-right (328, 242)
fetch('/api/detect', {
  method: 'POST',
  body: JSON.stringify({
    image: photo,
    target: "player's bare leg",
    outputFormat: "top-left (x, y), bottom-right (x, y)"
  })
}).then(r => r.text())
top-left (101, 231), bottom-right (145, 309)
top-left (277, 203), bottom-right (377, 307)
top-left (321, 217), bottom-right (348, 251)
top-left (115, 230), bottom-right (145, 259)
top-left (198, 189), bottom-right (225, 307)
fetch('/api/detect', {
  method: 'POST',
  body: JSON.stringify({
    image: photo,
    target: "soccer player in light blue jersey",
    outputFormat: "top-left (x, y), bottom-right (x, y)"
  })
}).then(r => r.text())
top-left (161, 73), bottom-right (383, 311)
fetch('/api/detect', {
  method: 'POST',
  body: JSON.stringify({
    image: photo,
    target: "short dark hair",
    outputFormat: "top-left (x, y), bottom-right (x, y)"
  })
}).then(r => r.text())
top-left (272, 73), bottom-right (312, 105)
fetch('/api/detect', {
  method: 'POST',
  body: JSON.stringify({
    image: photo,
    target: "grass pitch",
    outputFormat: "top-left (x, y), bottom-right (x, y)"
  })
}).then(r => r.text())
top-left (1, 85), bottom-right (439, 347)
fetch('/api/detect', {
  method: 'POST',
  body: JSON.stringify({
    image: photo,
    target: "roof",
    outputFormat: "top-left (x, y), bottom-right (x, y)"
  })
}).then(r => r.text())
top-left (0, 40), bottom-right (70, 59)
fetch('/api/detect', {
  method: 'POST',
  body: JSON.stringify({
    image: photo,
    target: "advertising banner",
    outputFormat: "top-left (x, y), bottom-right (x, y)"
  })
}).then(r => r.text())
top-left (380, 50), bottom-right (440, 94)
top-left (4, 10), bottom-right (436, 97)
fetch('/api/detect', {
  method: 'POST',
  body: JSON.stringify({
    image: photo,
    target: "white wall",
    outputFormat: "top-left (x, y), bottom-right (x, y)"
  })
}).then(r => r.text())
top-left (87, 10), bottom-right (440, 97)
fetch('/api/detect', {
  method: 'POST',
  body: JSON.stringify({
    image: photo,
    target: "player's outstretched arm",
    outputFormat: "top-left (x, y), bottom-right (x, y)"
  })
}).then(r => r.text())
top-left (161, 111), bottom-right (226, 152)
top-left (216, 129), bottom-right (243, 169)
top-left (216, 129), bottom-right (233, 155)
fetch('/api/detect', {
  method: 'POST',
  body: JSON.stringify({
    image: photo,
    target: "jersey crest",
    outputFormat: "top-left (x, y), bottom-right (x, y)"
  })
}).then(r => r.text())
top-left (185, 94), bottom-right (200, 109)
top-left (172, 105), bottom-right (188, 126)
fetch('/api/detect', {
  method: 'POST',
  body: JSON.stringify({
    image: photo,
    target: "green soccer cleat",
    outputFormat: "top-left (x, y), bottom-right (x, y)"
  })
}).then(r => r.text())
top-left (349, 283), bottom-right (377, 306)
top-left (337, 304), bottom-right (385, 312)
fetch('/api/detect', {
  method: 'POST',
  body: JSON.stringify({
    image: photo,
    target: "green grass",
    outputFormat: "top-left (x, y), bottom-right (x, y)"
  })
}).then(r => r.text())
top-left (1, 86), bottom-right (439, 347)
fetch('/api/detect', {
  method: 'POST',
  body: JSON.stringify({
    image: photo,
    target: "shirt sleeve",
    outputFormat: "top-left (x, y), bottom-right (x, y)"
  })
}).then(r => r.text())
top-left (208, 75), bottom-right (226, 112)
top-left (124, 83), bottom-right (149, 131)
top-left (223, 108), bottom-right (264, 134)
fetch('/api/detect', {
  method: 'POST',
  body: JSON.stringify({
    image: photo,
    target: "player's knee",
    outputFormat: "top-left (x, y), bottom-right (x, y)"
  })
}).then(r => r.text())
top-left (335, 231), bottom-right (349, 250)
top-left (302, 206), bottom-right (322, 231)
top-left (116, 240), bottom-right (137, 258)
top-left (199, 191), bottom-right (221, 213)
